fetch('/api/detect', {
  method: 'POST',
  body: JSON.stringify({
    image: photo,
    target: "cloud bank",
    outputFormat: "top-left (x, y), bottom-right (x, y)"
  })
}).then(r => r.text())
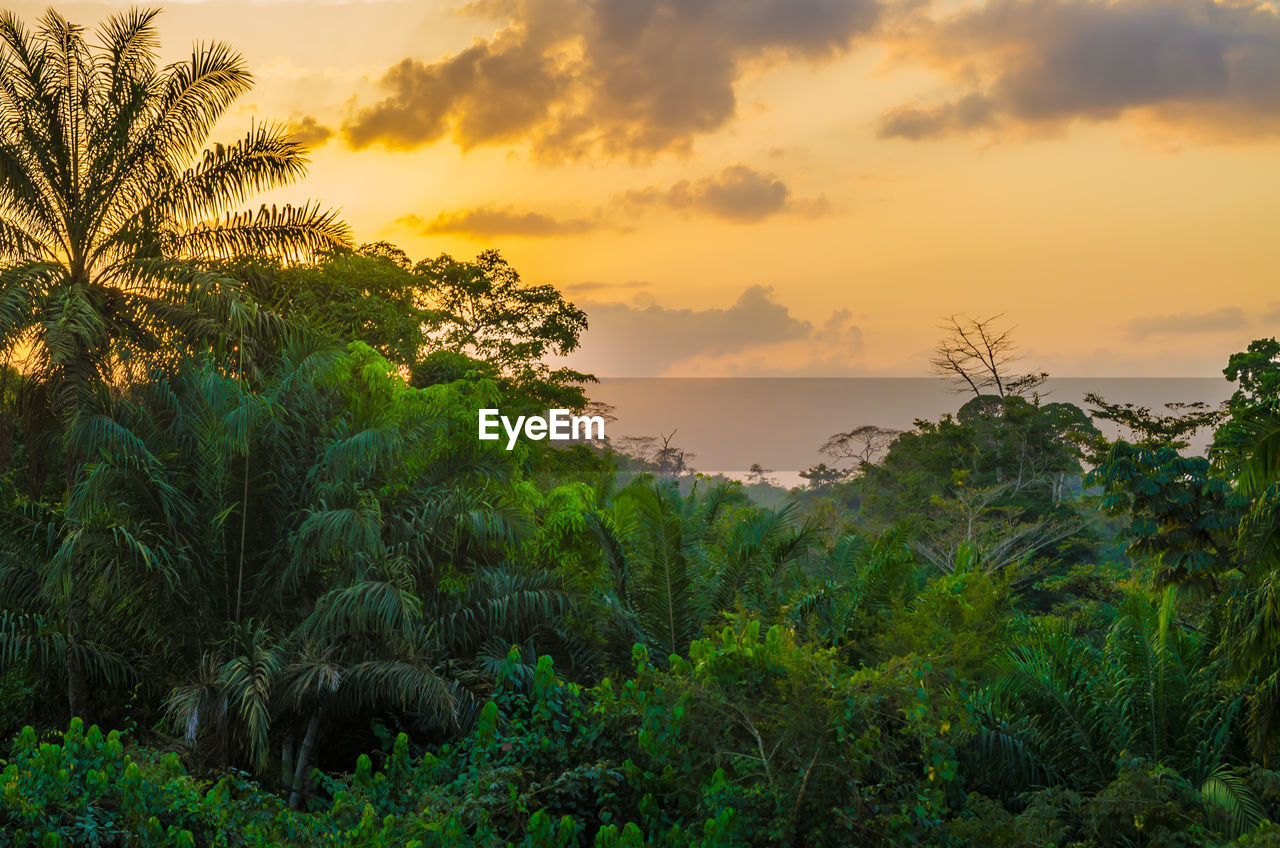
top-left (1127, 306), bottom-right (1248, 339)
top-left (560, 286), bottom-right (865, 376)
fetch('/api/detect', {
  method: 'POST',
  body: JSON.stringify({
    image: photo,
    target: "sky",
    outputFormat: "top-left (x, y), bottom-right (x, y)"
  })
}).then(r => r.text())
top-left (16, 0), bottom-right (1280, 378)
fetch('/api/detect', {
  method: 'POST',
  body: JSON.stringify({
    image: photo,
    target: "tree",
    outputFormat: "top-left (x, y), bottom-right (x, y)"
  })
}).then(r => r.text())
top-left (1083, 392), bottom-right (1224, 458)
top-left (234, 245), bottom-right (596, 412)
top-left (0, 340), bottom-right (582, 780)
top-left (1218, 403), bottom-right (1280, 756)
top-left (819, 425), bottom-right (901, 475)
top-left (0, 9), bottom-right (347, 413)
top-left (0, 9), bottom-right (347, 717)
top-left (930, 314), bottom-right (1046, 401)
top-left (615, 430), bottom-right (694, 480)
top-left (229, 249), bottom-right (426, 367)
top-left (909, 481), bottom-right (1085, 576)
top-left (1223, 337), bottom-right (1280, 415)
top-left (971, 593), bottom-right (1265, 839)
top-left (800, 463), bottom-right (845, 490)
top-left (415, 250), bottom-right (593, 410)
top-left (786, 531), bottom-right (916, 654)
top-left (858, 395), bottom-right (1093, 530)
top-left (585, 477), bottom-right (810, 660)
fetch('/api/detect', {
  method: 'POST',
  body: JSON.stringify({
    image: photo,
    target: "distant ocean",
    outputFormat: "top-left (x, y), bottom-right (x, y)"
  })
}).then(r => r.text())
top-left (588, 378), bottom-right (1234, 488)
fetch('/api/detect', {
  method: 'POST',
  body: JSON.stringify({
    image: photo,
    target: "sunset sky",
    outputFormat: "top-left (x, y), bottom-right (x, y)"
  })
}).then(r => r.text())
top-left (17, 0), bottom-right (1280, 378)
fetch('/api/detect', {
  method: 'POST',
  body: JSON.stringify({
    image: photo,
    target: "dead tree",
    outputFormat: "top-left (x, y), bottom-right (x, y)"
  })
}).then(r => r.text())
top-left (930, 314), bottom-right (1045, 401)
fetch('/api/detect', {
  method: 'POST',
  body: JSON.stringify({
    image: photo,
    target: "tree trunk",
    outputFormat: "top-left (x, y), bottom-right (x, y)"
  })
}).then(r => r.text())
top-left (281, 736), bottom-right (296, 794)
top-left (66, 589), bottom-right (87, 719)
top-left (235, 445), bottom-right (249, 623)
top-left (289, 714), bottom-right (321, 810)
top-left (64, 445), bottom-right (88, 720)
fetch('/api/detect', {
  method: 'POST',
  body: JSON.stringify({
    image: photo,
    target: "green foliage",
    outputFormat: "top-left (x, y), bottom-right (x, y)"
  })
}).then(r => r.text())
top-left (234, 246), bottom-right (595, 414)
top-left (0, 719), bottom-right (289, 847)
top-left (859, 394), bottom-right (1093, 530)
top-left (591, 621), bottom-right (974, 846)
top-left (1089, 443), bottom-right (1240, 586)
top-left (2, 10), bottom-right (1279, 841)
top-left (1225, 339), bottom-right (1280, 416)
top-left (969, 592), bottom-right (1267, 841)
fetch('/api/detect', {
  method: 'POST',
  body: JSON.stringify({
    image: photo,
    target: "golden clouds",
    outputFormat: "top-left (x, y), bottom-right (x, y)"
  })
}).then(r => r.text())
top-left (340, 0), bottom-right (882, 159)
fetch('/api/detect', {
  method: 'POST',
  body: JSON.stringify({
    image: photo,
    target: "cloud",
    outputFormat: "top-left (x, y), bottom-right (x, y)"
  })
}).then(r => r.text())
top-left (565, 286), bottom-right (813, 374)
top-left (400, 208), bottom-right (602, 237)
top-left (815, 307), bottom-right (865, 351)
top-left (878, 0), bottom-right (1280, 141)
top-left (877, 93), bottom-right (998, 141)
top-left (342, 0), bottom-right (882, 159)
top-left (552, 287), bottom-right (866, 376)
top-left (1127, 306), bottom-right (1247, 339)
top-left (564, 280), bottom-right (651, 293)
top-left (287, 116), bottom-right (335, 146)
top-left (622, 164), bottom-right (794, 222)
top-left (404, 164), bottom-right (829, 237)
top-left (616, 164), bottom-right (832, 223)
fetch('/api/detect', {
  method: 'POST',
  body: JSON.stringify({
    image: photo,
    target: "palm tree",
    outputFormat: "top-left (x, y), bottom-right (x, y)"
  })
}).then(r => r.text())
top-left (970, 592), bottom-right (1266, 838)
top-left (588, 478), bottom-right (732, 659)
top-left (0, 8), bottom-right (347, 409)
top-left (786, 530), bottom-right (916, 653)
top-left (0, 9), bottom-right (348, 716)
top-left (148, 342), bottom-right (584, 787)
top-left (706, 501), bottom-right (813, 616)
top-left (587, 477), bottom-right (813, 661)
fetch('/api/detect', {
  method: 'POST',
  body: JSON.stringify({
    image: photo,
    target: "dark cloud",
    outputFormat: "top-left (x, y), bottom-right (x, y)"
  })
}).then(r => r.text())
top-left (878, 0), bottom-right (1280, 141)
top-left (343, 0), bottom-right (882, 158)
top-left (1127, 306), bottom-right (1247, 339)
top-left (287, 116), bottom-right (335, 147)
top-left (570, 285), bottom-right (814, 374)
top-left (400, 208), bottom-right (601, 238)
top-left (342, 34), bottom-right (573, 151)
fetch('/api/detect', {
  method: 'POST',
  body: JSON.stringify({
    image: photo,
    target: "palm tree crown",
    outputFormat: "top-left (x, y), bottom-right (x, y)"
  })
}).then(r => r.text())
top-left (0, 8), bottom-right (348, 409)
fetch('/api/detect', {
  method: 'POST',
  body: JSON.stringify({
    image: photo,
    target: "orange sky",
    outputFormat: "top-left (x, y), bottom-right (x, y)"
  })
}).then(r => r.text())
top-left (16, 0), bottom-right (1280, 377)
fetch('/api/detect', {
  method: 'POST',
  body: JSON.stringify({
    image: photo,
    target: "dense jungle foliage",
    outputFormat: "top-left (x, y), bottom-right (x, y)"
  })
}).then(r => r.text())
top-left (3, 9), bottom-right (1280, 847)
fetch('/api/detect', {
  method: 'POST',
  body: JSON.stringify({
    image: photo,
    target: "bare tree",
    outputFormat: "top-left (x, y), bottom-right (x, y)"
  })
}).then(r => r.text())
top-left (616, 429), bottom-right (695, 479)
top-left (929, 314), bottom-right (1046, 401)
top-left (655, 429), bottom-right (693, 479)
top-left (614, 435), bottom-right (657, 464)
